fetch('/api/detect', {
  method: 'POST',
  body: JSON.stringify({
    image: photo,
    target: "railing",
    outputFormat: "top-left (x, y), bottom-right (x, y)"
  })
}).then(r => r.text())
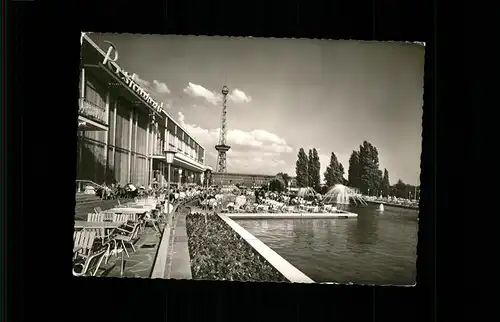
top-left (78, 98), bottom-right (108, 125)
top-left (76, 180), bottom-right (105, 193)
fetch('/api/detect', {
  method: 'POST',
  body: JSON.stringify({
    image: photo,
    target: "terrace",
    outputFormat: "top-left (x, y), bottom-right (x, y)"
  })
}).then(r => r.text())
top-left (73, 196), bottom-right (197, 278)
top-left (72, 189), bottom-right (318, 282)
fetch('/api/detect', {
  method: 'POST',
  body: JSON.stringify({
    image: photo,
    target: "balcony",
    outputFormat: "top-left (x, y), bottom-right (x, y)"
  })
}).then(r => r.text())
top-left (172, 152), bottom-right (206, 173)
top-left (78, 98), bottom-right (108, 131)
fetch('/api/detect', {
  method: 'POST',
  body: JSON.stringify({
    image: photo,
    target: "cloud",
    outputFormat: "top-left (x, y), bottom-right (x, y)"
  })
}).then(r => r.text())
top-left (183, 82), bottom-right (221, 105)
top-left (177, 113), bottom-right (293, 173)
top-left (153, 80), bottom-right (171, 94)
top-left (228, 89), bottom-right (252, 103)
top-left (183, 83), bottom-right (252, 105)
top-left (163, 100), bottom-right (173, 109)
top-left (178, 111), bottom-right (185, 124)
top-left (131, 73), bottom-right (150, 88)
top-left (131, 73), bottom-right (171, 97)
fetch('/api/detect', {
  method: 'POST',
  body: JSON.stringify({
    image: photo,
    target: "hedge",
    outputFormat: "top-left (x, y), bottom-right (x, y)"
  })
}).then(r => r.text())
top-left (186, 213), bottom-right (288, 282)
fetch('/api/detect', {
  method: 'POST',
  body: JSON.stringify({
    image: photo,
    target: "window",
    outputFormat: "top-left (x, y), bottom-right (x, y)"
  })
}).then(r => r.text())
top-left (177, 136), bottom-right (182, 151)
top-left (85, 76), bottom-right (106, 109)
top-left (167, 118), bottom-right (176, 136)
top-left (115, 103), bottom-right (130, 150)
top-left (168, 130), bottom-right (175, 148)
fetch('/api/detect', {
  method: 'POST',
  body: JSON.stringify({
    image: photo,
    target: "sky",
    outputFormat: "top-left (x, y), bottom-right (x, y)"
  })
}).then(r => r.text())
top-left (86, 33), bottom-right (424, 185)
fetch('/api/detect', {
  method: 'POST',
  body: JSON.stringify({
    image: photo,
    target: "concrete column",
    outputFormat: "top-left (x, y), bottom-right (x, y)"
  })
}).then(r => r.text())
top-left (149, 121), bottom-right (155, 184)
top-left (128, 108), bottom-right (133, 183)
top-left (133, 112), bottom-right (138, 184)
top-left (112, 99), bottom-right (117, 183)
top-left (103, 91), bottom-right (110, 181)
top-left (80, 68), bottom-right (86, 98)
top-left (145, 116), bottom-right (150, 185)
top-left (78, 68), bottom-right (85, 179)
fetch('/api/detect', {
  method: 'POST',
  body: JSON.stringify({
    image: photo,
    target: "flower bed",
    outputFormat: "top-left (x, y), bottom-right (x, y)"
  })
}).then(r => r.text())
top-left (186, 213), bottom-right (288, 282)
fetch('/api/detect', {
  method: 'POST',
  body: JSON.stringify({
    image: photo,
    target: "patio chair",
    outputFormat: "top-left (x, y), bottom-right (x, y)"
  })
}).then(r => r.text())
top-left (114, 213), bottom-right (145, 232)
top-left (80, 227), bottom-right (116, 263)
top-left (87, 213), bottom-right (105, 222)
top-left (73, 230), bottom-right (109, 277)
top-left (143, 211), bottom-right (161, 233)
top-left (112, 223), bottom-right (141, 258)
top-left (126, 213), bottom-right (147, 233)
top-left (113, 214), bottom-right (129, 223)
top-left (102, 212), bottom-right (114, 222)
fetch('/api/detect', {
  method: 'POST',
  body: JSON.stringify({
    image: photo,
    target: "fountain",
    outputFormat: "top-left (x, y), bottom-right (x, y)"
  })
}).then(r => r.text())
top-left (297, 187), bottom-right (318, 199)
top-left (221, 184), bottom-right (358, 219)
top-left (322, 184), bottom-right (367, 206)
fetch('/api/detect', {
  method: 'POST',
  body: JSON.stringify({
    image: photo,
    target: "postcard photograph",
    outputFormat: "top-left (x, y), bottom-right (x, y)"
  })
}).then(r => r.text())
top-left (74, 32), bottom-right (424, 285)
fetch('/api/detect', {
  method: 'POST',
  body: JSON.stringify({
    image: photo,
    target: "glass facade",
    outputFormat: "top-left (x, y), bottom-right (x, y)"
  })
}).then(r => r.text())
top-left (164, 118), bottom-right (205, 167)
top-left (77, 37), bottom-right (206, 187)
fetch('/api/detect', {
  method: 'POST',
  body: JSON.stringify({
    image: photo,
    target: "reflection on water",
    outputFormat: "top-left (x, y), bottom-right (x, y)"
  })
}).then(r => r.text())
top-left (237, 204), bottom-right (418, 285)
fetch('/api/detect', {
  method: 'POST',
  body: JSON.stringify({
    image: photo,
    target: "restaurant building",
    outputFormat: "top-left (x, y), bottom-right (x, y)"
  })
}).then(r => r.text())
top-left (77, 34), bottom-right (208, 188)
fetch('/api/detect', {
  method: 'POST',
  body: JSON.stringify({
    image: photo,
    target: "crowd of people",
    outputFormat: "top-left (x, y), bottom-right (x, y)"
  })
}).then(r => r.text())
top-left (89, 181), bottom-right (206, 204)
top-left (195, 187), bottom-right (332, 213)
top-left (364, 195), bottom-right (419, 208)
top-left (84, 180), bottom-right (419, 213)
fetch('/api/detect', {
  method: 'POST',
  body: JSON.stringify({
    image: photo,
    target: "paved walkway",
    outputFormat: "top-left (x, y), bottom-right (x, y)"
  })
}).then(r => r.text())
top-left (98, 226), bottom-right (162, 278)
top-left (94, 202), bottom-right (194, 280)
top-left (166, 211), bottom-right (192, 279)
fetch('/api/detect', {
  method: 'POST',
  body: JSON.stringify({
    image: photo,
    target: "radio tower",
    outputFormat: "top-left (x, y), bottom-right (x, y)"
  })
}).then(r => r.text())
top-left (215, 85), bottom-right (231, 173)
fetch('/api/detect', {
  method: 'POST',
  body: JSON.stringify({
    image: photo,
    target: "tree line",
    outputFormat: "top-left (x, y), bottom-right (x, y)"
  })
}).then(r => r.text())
top-left (295, 147), bottom-right (345, 192)
top-left (293, 141), bottom-right (419, 198)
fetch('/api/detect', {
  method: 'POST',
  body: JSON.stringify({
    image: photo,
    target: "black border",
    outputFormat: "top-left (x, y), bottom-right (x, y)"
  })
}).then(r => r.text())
top-left (6, 0), bottom-right (469, 320)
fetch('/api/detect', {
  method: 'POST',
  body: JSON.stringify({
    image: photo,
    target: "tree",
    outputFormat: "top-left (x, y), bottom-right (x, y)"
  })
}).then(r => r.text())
top-left (339, 163), bottom-right (346, 184)
top-left (390, 179), bottom-right (417, 199)
top-left (269, 179), bottom-right (286, 192)
top-left (307, 149), bottom-right (314, 188)
top-left (324, 152), bottom-right (345, 188)
top-left (376, 169), bottom-right (383, 196)
top-left (348, 150), bottom-right (360, 188)
top-left (381, 168), bottom-right (390, 197)
top-left (295, 148), bottom-right (309, 187)
top-left (358, 141), bottom-right (381, 195)
top-left (311, 148), bottom-right (321, 191)
top-left (276, 172), bottom-right (291, 187)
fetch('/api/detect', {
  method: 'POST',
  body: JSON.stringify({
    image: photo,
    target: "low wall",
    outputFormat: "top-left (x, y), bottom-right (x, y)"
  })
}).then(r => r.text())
top-left (217, 213), bottom-right (314, 283)
top-left (365, 200), bottom-right (419, 210)
top-left (150, 201), bottom-right (182, 279)
top-left (227, 212), bottom-right (357, 219)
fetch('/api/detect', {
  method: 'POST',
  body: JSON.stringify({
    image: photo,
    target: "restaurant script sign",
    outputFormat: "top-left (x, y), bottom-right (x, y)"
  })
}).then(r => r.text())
top-left (102, 41), bottom-right (164, 114)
